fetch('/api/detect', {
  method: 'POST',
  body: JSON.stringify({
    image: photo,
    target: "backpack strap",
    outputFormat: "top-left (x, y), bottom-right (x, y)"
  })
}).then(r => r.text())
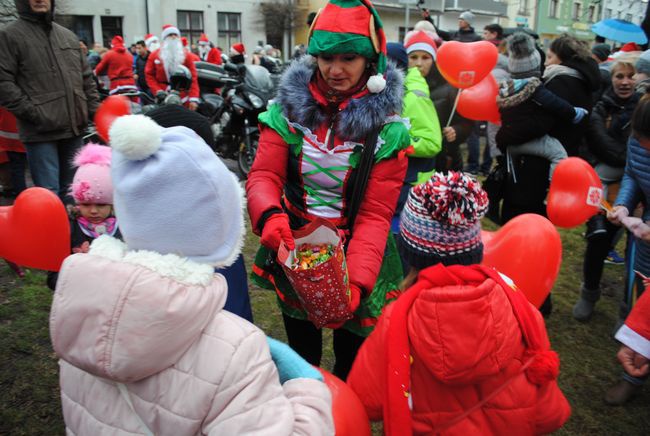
top-left (346, 127), bottom-right (380, 237)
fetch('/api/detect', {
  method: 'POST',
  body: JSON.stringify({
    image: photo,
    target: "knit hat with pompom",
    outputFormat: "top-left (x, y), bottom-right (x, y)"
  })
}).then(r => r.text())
top-left (70, 143), bottom-right (113, 205)
top-left (398, 171), bottom-right (488, 268)
top-left (507, 32), bottom-right (541, 79)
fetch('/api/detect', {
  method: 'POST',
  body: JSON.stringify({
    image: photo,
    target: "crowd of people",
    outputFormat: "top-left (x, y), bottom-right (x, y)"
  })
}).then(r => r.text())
top-left (1, 0), bottom-right (650, 434)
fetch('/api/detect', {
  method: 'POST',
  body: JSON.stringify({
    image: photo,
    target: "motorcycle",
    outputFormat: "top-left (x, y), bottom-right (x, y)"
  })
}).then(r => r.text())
top-left (195, 61), bottom-right (275, 176)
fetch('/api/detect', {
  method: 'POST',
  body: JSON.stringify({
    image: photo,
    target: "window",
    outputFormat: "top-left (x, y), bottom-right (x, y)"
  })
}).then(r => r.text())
top-left (572, 2), bottom-right (582, 20)
top-left (217, 12), bottom-right (242, 51)
top-left (518, 0), bottom-right (529, 15)
top-left (100, 16), bottom-right (122, 48)
top-left (57, 15), bottom-right (94, 45)
top-left (549, 0), bottom-right (559, 18)
top-left (588, 5), bottom-right (596, 22)
top-left (398, 26), bottom-right (414, 42)
top-left (177, 10), bottom-right (203, 46)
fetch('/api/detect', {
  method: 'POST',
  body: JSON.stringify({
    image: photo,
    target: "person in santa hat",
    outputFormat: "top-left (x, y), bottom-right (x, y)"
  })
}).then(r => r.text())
top-left (144, 25), bottom-right (201, 110)
top-left (181, 37), bottom-right (200, 63)
top-left (144, 33), bottom-right (160, 52)
top-left (94, 35), bottom-right (137, 95)
top-left (230, 42), bottom-right (246, 65)
top-left (198, 33), bottom-right (223, 65)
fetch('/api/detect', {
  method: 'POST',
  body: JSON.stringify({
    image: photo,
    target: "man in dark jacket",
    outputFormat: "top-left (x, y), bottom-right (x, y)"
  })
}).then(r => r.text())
top-left (0, 0), bottom-right (99, 202)
top-left (451, 11), bottom-right (482, 43)
top-left (134, 40), bottom-right (151, 97)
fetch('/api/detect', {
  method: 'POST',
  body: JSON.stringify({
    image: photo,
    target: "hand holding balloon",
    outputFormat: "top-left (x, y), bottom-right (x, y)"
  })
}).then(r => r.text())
top-left (607, 205), bottom-right (629, 226)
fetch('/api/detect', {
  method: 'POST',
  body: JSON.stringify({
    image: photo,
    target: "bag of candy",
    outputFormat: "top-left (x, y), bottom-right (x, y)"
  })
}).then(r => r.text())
top-left (277, 218), bottom-right (352, 328)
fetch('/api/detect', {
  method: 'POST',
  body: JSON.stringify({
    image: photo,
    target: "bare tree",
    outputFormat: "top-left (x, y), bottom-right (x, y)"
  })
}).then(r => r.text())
top-left (259, 0), bottom-right (307, 57)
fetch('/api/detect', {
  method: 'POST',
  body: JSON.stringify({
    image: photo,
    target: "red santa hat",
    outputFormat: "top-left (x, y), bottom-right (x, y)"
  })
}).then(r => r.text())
top-left (198, 33), bottom-right (210, 46)
top-left (144, 33), bottom-right (158, 46)
top-left (111, 35), bottom-right (124, 49)
top-left (230, 42), bottom-right (246, 56)
top-left (181, 37), bottom-right (189, 47)
top-left (404, 30), bottom-right (437, 59)
top-left (161, 24), bottom-right (181, 40)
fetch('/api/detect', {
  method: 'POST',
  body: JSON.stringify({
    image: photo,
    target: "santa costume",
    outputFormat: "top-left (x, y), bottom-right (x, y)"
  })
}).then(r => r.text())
top-left (94, 36), bottom-right (137, 94)
top-left (144, 25), bottom-right (200, 106)
top-left (198, 33), bottom-right (222, 65)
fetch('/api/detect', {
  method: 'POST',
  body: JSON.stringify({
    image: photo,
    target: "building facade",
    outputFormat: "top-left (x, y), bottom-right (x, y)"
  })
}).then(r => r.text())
top-left (53, 0), bottom-right (266, 56)
top-left (536, 0), bottom-right (602, 46)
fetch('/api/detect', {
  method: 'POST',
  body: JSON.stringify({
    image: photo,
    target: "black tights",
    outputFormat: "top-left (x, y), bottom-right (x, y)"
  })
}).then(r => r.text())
top-left (282, 314), bottom-right (365, 381)
top-left (583, 216), bottom-right (619, 290)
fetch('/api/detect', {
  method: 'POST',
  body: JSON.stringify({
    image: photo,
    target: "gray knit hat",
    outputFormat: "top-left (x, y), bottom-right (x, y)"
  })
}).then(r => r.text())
top-left (459, 11), bottom-right (475, 25)
top-left (636, 49), bottom-right (650, 76)
top-left (507, 32), bottom-right (541, 79)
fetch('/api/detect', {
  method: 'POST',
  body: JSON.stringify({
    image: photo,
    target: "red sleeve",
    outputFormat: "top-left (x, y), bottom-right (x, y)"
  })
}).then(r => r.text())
top-left (185, 57), bottom-right (200, 100)
top-left (145, 52), bottom-right (164, 94)
top-left (531, 308), bottom-right (572, 434)
top-left (245, 126), bottom-right (289, 234)
top-left (345, 154), bottom-right (408, 295)
top-left (347, 303), bottom-right (393, 421)
top-left (626, 289), bottom-right (650, 340)
top-left (94, 52), bottom-right (109, 76)
top-left (208, 48), bottom-right (222, 65)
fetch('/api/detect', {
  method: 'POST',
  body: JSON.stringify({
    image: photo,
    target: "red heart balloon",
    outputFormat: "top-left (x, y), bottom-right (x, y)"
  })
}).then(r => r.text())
top-left (317, 368), bottom-right (371, 436)
top-left (547, 157), bottom-right (602, 228)
top-left (94, 95), bottom-right (131, 142)
top-left (436, 41), bottom-right (498, 89)
top-left (0, 188), bottom-right (70, 271)
top-left (482, 214), bottom-right (562, 308)
top-left (457, 75), bottom-right (500, 123)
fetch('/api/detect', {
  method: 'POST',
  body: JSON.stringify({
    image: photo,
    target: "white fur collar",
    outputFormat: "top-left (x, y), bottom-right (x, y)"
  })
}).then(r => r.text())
top-left (89, 235), bottom-right (215, 286)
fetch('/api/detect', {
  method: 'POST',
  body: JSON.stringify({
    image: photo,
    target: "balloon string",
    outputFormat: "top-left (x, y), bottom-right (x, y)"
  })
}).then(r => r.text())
top-left (446, 89), bottom-right (461, 128)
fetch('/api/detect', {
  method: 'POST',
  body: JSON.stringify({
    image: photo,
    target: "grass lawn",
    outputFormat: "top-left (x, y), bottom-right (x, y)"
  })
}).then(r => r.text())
top-left (1, 219), bottom-right (649, 435)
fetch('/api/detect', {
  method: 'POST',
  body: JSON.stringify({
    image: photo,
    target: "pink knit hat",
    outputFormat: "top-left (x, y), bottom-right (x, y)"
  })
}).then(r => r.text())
top-left (70, 143), bottom-right (113, 204)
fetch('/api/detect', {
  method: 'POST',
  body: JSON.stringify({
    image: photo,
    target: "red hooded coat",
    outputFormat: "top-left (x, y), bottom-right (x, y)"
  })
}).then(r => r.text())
top-left (348, 265), bottom-right (571, 435)
top-left (94, 42), bottom-right (135, 92)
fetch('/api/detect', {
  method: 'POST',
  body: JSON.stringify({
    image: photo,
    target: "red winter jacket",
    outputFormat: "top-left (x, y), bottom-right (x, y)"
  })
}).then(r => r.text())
top-left (201, 47), bottom-right (223, 65)
top-left (348, 265), bottom-right (571, 435)
top-left (616, 289), bottom-right (650, 359)
top-left (144, 49), bottom-right (200, 103)
top-left (94, 47), bottom-right (135, 91)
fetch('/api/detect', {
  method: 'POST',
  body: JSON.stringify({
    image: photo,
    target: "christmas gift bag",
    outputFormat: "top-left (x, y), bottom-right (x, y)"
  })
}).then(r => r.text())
top-left (278, 218), bottom-right (351, 328)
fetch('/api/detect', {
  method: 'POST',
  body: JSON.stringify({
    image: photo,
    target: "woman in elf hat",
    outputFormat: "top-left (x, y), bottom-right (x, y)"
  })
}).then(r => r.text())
top-left (347, 172), bottom-right (571, 435)
top-left (247, 0), bottom-right (410, 380)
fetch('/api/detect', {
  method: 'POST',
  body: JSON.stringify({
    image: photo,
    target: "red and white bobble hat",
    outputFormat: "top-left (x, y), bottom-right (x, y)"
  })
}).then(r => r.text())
top-left (161, 24), bottom-right (180, 40)
top-left (144, 33), bottom-right (159, 50)
top-left (230, 42), bottom-right (246, 56)
top-left (198, 33), bottom-right (210, 46)
top-left (404, 30), bottom-right (437, 60)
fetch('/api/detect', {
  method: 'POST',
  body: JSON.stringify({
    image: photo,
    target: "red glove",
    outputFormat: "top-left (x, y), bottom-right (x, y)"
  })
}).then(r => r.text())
top-left (260, 213), bottom-right (295, 252)
top-left (325, 284), bottom-right (362, 329)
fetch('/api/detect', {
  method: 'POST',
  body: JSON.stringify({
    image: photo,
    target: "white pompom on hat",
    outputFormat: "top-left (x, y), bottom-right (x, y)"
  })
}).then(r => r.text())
top-left (109, 115), bottom-right (245, 268)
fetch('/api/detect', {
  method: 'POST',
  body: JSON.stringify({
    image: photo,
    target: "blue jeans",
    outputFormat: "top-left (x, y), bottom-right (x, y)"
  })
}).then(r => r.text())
top-left (24, 137), bottom-right (83, 203)
top-left (466, 123), bottom-right (492, 173)
top-left (6, 151), bottom-right (27, 195)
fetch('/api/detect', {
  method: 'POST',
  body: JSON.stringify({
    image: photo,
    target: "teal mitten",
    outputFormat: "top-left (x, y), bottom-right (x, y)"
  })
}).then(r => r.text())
top-left (266, 336), bottom-right (324, 384)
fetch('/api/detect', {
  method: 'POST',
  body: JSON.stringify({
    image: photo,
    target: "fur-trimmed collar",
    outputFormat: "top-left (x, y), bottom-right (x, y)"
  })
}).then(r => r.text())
top-left (497, 77), bottom-right (541, 109)
top-left (89, 235), bottom-right (215, 286)
top-left (275, 56), bottom-right (404, 141)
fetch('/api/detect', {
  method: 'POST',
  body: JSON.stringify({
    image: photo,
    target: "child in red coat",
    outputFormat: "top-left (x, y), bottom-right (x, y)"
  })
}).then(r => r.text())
top-left (347, 172), bottom-right (571, 435)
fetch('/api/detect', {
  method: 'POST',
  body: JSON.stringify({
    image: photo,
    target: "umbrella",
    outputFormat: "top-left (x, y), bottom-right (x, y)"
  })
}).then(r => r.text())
top-left (592, 18), bottom-right (648, 44)
top-left (503, 27), bottom-right (539, 40)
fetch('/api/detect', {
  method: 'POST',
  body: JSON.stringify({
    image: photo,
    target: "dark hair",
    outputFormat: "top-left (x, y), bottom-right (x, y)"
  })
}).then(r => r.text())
top-left (135, 40), bottom-right (145, 46)
top-left (549, 34), bottom-right (591, 63)
top-left (483, 24), bottom-right (503, 39)
top-left (632, 93), bottom-right (650, 140)
top-left (307, 11), bottom-right (317, 26)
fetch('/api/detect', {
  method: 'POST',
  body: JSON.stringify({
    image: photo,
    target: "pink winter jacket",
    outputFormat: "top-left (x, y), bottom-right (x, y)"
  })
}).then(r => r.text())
top-left (49, 236), bottom-right (334, 435)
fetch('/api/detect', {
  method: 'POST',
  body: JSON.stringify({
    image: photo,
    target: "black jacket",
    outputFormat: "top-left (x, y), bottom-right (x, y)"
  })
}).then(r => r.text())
top-left (543, 57), bottom-right (600, 156)
top-left (586, 89), bottom-right (640, 168)
top-left (135, 52), bottom-right (150, 93)
top-left (0, 0), bottom-right (99, 142)
top-left (426, 64), bottom-right (473, 172)
top-left (450, 27), bottom-right (482, 43)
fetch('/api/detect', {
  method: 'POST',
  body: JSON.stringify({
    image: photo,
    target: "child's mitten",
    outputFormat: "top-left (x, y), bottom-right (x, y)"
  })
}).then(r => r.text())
top-left (266, 336), bottom-right (324, 384)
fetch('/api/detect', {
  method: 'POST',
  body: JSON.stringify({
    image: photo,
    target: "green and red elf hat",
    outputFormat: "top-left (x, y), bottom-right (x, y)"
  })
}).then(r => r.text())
top-left (308, 0), bottom-right (388, 93)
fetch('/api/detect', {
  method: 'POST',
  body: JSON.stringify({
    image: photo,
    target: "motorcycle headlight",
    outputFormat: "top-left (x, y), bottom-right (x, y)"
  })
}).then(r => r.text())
top-left (247, 92), bottom-right (264, 109)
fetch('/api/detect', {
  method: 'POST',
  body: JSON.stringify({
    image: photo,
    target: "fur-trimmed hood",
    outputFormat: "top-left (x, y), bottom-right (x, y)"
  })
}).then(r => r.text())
top-left (50, 236), bottom-right (227, 383)
top-left (497, 77), bottom-right (541, 109)
top-left (274, 56), bottom-right (404, 141)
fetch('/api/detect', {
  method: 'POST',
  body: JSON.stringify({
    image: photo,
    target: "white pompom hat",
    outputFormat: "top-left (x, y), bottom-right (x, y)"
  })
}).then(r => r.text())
top-left (108, 115), bottom-right (244, 267)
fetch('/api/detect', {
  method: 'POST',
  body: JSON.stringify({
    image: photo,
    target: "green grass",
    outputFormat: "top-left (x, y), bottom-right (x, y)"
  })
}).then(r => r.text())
top-left (0, 220), bottom-right (649, 434)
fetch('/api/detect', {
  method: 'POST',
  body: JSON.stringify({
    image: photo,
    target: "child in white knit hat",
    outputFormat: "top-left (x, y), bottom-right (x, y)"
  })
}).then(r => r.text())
top-left (49, 115), bottom-right (333, 435)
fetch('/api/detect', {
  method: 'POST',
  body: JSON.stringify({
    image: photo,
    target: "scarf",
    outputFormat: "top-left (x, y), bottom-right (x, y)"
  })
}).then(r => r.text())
top-left (77, 217), bottom-right (118, 239)
top-left (542, 64), bottom-right (583, 84)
